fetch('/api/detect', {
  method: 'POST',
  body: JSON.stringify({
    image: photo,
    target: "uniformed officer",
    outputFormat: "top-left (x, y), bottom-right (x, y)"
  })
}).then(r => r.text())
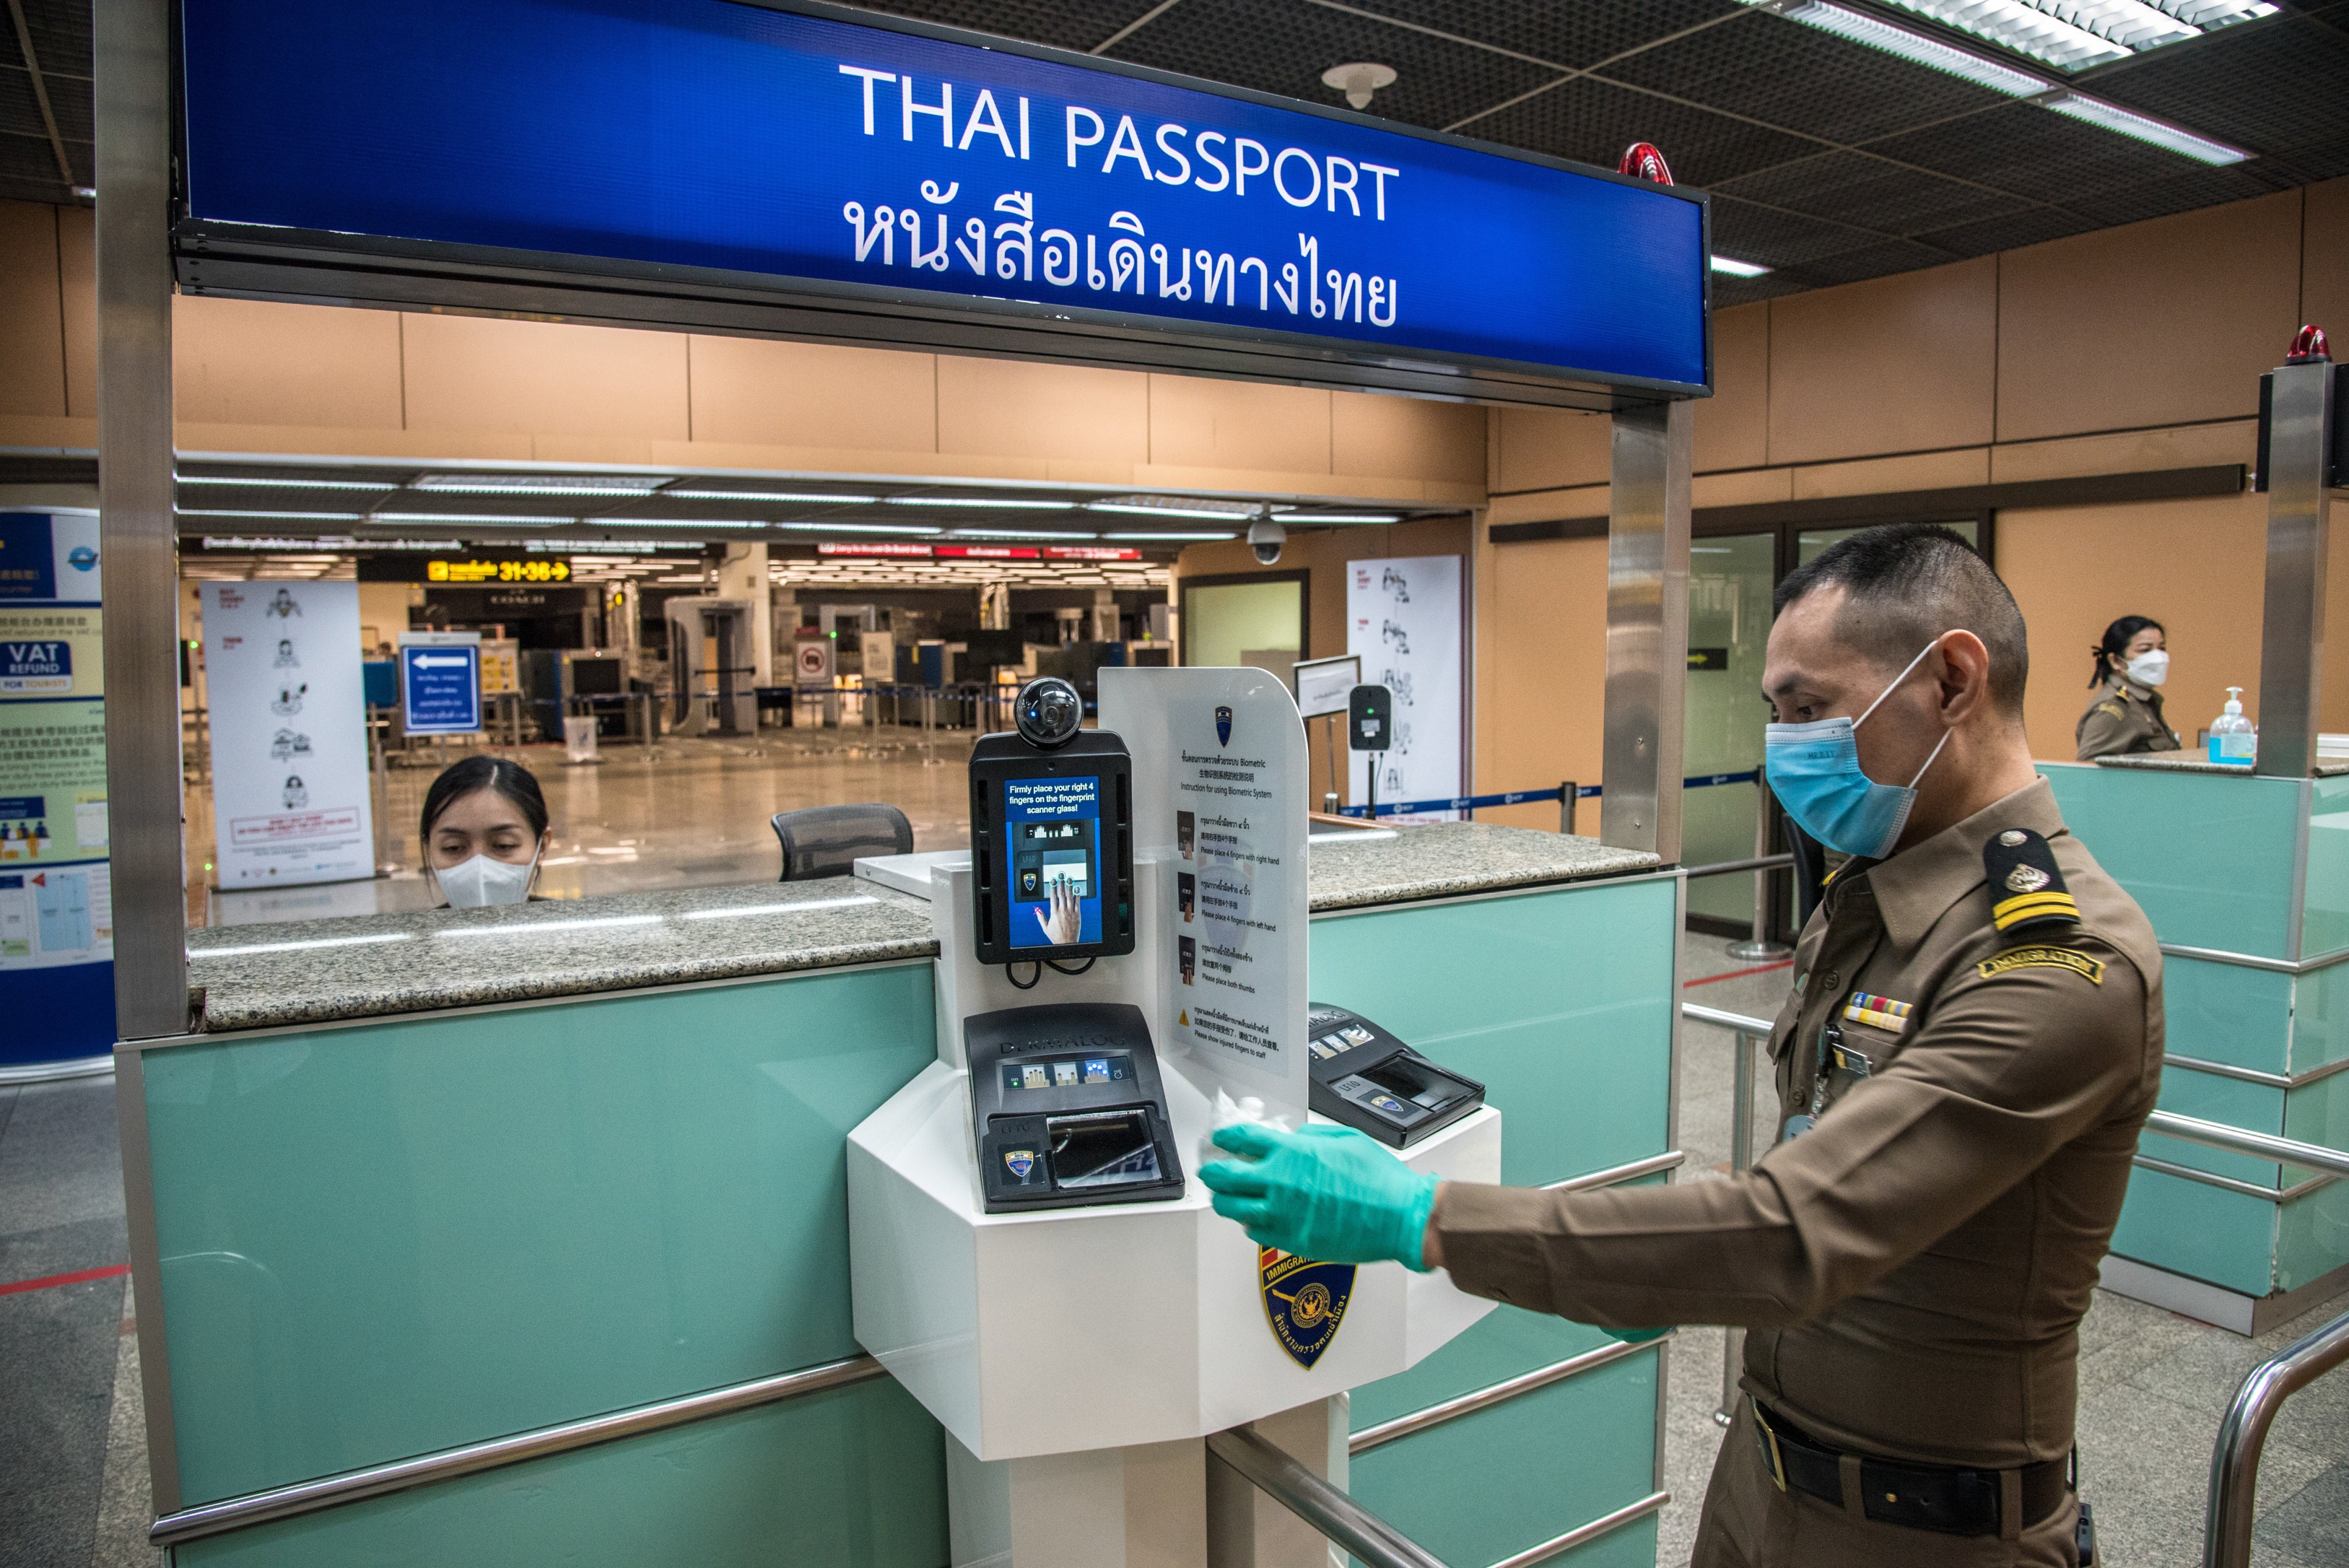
top-left (1202, 523), bottom-right (2161, 1567)
top-left (2075, 614), bottom-right (2179, 759)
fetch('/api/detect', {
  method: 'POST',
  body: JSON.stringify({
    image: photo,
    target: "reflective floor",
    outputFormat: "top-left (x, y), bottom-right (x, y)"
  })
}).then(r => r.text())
top-left (185, 724), bottom-right (981, 927)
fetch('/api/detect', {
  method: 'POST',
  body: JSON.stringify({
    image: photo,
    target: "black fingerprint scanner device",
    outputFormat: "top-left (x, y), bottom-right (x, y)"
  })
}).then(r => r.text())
top-left (966, 1003), bottom-right (1186, 1212)
top-left (1305, 1003), bottom-right (1486, 1148)
top-left (968, 677), bottom-right (1135, 967)
top-left (1347, 684), bottom-right (1392, 752)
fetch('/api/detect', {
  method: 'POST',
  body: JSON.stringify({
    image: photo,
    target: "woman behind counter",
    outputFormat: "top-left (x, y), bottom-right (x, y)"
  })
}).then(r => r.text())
top-left (422, 755), bottom-right (552, 907)
top-left (2077, 614), bottom-right (2182, 759)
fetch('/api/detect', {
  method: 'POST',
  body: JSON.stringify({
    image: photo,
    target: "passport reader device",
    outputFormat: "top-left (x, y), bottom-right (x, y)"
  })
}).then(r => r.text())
top-left (1306, 1003), bottom-right (1486, 1148)
top-left (968, 677), bottom-right (1135, 966)
top-left (964, 1002), bottom-right (1185, 1212)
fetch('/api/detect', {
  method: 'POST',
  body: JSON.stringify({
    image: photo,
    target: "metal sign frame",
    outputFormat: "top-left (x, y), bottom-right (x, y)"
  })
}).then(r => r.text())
top-left (167, 0), bottom-right (1712, 413)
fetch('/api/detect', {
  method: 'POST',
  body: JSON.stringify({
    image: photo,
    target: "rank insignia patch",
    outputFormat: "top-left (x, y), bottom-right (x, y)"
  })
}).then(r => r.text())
top-left (1983, 827), bottom-right (2078, 934)
top-left (1841, 993), bottom-right (1912, 1033)
top-left (1261, 1247), bottom-right (1355, 1369)
top-left (1979, 946), bottom-right (2105, 984)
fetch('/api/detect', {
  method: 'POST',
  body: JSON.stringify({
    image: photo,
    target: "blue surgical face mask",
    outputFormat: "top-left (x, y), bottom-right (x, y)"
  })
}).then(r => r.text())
top-left (1764, 637), bottom-right (1955, 859)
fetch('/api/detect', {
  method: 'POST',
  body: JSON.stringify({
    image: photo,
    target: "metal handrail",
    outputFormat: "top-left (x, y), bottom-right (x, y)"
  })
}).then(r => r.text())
top-left (2204, 1308), bottom-right (2349, 1568)
top-left (1682, 852), bottom-right (1794, 881)
top-left (2146, 1110), bottom-right (2349, 1180)
top-left (1206, 1426), bottom-right (1450, 1568)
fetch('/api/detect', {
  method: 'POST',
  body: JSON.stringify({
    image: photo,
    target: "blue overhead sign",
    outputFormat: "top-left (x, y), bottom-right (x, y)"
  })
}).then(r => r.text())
top-left (400, 644), bottom-right (482, 736)
top-left (177, 0), bottom-right (1709, 399)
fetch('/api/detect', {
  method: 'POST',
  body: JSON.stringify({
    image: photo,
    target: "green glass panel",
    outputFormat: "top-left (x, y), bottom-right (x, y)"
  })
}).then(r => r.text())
top-left (1349, 1351), bottom-right (1658, 1568)
top-left (2277, 1180), bottom-right (2349, 1292)
top-left (1181, 579), bottom-right (1302, 669)
top-left (1350, 1304), bottom-right (1616, 1432)
top-left (2161, 957), bottom-right (2292, 1078)
top-left (2288, 963), bottom-right (2349, 1076)
top-left (1309, 879), bottom-right (1677, 1187)
top-left (143, 964), bottom-right (938, 1504)
top-left (2301, 776), bottom-right (2349, 959)
top-left (174, 1376), bottom-right (949, 1568)
top-left (2040, 763), bottom-right (2300, 960)
top-left (1685, 532), bottom-right (1773, 929)
top-left (2283, 1068), bottom-right (2349, 1177)
top-left (2144, 1062), bottom-right (2286, 1187)
top-left (2111, 1165), bottom-right (2277, 1296)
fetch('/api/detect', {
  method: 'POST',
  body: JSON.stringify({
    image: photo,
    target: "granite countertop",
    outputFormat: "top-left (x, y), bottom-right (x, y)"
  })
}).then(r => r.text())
top-left (185, 877), bottom-right (939, 1032)
top-left (1305, 821), bottom-right (1661, 912)
top-left (2092, 754), bottom-right (2349, 778)
top-left (187, 826), bottom-right (1662, 1032)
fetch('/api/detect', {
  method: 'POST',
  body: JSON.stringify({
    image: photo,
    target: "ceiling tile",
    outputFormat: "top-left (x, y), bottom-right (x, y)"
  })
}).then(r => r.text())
top-left (1783, 237), bottom-right (1956, 287)
top-left (17, 0), bottom-right (89, 81)
top-left (1709, 270), bottom-right (1811, 308)
top-left (2074, 10), bottom-right (2349, 161)
top-left (1709, 195), bottom-right (1886, 267)
top-left (1600, 10), bottom-right (2012, 146)
top-left (1908, 205), bottom-right (2096, 258)
top-left (1861, 100), bottom-right (2185, 204)
top-left (1327, 0), bottom-right (1747, 71)
top-left (1469, 74), bottom-right (1822, 184)
top-left (1715, 149), bottom-right (2024, 233)
top-left (2061, 160), bottom-right (2292, 227)
top-left (0, 69), bottom-right (53, 142)
top-left (847, 1), bottom-right (1169, 53)
top-left (1105, 0), bottom-right (1552, 131)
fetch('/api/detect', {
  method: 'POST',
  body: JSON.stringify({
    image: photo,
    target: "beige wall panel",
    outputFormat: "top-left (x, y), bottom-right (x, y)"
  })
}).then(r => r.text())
top-left (176, 421), bottom-right (536, 462)
top-left (936, 355), bottom-right (1148, 462)
top-left (1696, 302), bottom-right (1769, 473)
top-left (687, 335), bottom-right (938, 452)
top-left (1491, 406), bottom-right (1610, 493)
top-left (1149, 375), bottom-right (1331, 475)
top-left (1330, 391), bottom-right (1485, 486)
top-left (174, 296), bottom-right (405, 430)
top-left (1693, 469), bottom-right (1794, 508)
top-left (650, 438), bottom-right (1052, 482)
top-left (1768, 258), bottom-right (1996, 466)
top-left (1988, 420), bottom-right (2257, 485)
top-left (2302, 177), bottom-right (2349, 345)
top-left (1486, 484), bottom-right (1607, 528)
top-left (1475, 535), bottom-right (1608, 834)
top-left (1998, 492), bottom-right (2267, 760)
top-left (356, 582), bottom-right (412, 653)
top-left (1997, 192), bottom-right (2302, 443)
top-left (0, 483), bottom-right (99, 509)
top-left (1131, 463), bottom-right (1462, 503)
top-left (58, 205), bottom-right (94, 418)
top-left (0, 202), bottom-right (64, 418)
top-left (401, 313), bottom-right (690, 439)
top-left (1790, 447), bottom-right (1988, 501)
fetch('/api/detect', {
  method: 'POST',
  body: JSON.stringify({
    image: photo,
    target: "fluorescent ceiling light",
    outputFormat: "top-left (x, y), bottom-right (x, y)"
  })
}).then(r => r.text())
top-left (681, 896), bottom-right (877, 920)
top-left (1876, 0), bottom-right (2272, 70)
top-left (885, 496), bottom-right (1076, 509)
top-left (2036, 89), bottom-right (2250, 163)
top-left (1750, 0), bottom-right (2053, 93)
top-left (437, 914), bottom-right (664, 939)
top-left (1086, 497), bottom-right (1257, 519)
top-left (413, 473), bottom-right (665, 495)
top-left (372, 512), bottom-right (578, 525)
top-left (177, 474), bottom-right (394, 490)
top-left (589, 518), bottom-right (765, 529)
top-left (1088, 502), bottom-right (1255, 520)
top-left (179, 509), bottom-right (367, 521)
top-left (952, 528), bottom-right (1100, 540)
top-left (1103, 531), bottom-right (1236, 541)
top-left (668, 489), bottom-right (878, 504)
top-left (1275, 512), bottom-right (1399, 525)
top-left (1711, 255), bottom-right (1773, 278)
top-left (776, 521), bottom-right (942, 535)
top-left (193, 932), bottom-right (414, 957)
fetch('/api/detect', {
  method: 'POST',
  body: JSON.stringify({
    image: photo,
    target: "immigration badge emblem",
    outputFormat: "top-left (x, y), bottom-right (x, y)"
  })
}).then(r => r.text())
top-left (1216, 704), bottom-right (1234, 746)
top-left (1261, 1247), bottom-right (1355, 1369)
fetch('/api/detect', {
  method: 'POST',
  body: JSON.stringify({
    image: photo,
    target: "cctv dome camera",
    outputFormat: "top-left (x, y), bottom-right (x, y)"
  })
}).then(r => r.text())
top-left (1248, 518), bottom-right (1285, 565)
top-left (1013, 676), bottom-right (1086, 750)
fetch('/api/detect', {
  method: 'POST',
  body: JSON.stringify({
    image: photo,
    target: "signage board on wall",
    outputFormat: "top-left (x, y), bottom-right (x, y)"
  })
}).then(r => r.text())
top-left (177, 0), bottom-right (1709, 406)
top-left (205, 582), bottom-right (377, 891)
top-left (1347, 556), bottom-right (1462, 823)
top-left (0, 510), bottom-right (112, 1066)
top-left (399, 633), bottom-right (484, 735)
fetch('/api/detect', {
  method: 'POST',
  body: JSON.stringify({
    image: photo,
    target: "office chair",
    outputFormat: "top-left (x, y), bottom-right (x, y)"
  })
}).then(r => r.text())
top-left (771, 803), bottom-right (913, 882)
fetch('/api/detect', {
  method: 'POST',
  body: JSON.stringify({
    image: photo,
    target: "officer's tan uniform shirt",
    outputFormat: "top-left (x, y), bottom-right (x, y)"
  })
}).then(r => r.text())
top-left (1434, 779), bottom-right (2161, 1473)
top-left (2075, 676), bottom-right (2179, 759)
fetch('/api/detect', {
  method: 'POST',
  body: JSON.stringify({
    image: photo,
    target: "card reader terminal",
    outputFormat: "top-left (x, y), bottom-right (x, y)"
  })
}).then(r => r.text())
top-left (1305, 1003), bottom-right (1486, 1148)
top-left (965, 1003), bottom-right (1186, 1212)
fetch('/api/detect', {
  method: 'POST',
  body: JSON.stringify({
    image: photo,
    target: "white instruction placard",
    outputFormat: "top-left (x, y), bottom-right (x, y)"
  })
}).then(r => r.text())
top-left (1101, 666), bottom-right (1309, 1119)
top-left (204, 582), bottom-right (376, 889)
top-left (1348, 555), bottom-right (1463, 822)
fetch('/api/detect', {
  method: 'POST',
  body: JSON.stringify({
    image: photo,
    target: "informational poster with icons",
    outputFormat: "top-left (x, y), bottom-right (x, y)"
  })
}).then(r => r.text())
top-left (1347, 555), bottom-right (1463, 822)
top-left (1100, 665), bottom-right (1308, 1119)
top-left (0, 509), bottom-right (114, 1066)
top-left (202, 580), bottom-right (376, 890)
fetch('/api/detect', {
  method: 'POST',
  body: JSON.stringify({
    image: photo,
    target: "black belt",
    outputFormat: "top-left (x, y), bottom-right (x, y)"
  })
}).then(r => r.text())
top-left (1750, 1398), bottom-right (2069, 1538)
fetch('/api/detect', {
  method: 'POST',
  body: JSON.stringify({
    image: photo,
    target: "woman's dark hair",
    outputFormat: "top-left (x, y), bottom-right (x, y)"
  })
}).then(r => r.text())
top-left (420, 755), bottom-right (548, 845)
top-left (2090, 615), bottom-right (2163, 688)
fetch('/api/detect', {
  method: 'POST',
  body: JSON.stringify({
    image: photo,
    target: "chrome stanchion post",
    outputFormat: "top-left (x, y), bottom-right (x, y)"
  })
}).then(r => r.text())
top-left (1728, 775), bottom-right (1792, 961)
top-left (1716, 1025), bottom-right (1758, 1425)
top-left (1560, 780), bottom-right (1578, 836)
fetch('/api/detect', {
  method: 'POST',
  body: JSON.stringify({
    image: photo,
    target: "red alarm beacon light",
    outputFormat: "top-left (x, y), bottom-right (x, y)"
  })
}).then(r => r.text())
top-left (1618, 142), bottom-right (1674, 186)
top-left (2286, 325), bottom-right (2331, 364)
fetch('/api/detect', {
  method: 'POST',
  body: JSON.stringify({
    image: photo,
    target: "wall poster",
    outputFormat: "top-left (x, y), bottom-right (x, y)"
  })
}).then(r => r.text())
top-left (0, 509), bottom-right (112, 1067)
top-left (203, 581), bottom-right (376, 890)
top-left (1347, 555), bottom-right (1462, 822)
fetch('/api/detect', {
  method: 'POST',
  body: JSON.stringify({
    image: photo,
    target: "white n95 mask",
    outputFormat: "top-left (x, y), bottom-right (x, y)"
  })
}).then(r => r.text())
top-left (2125, 650), bottom-right (2169, 687)
top-left (435, 848), bottom-right (538, 908)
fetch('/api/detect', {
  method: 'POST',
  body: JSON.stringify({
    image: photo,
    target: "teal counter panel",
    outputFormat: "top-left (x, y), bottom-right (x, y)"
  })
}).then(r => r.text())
top-left (2110, 1166), bottom-right (2277, 1297)
top-left (2278, 1181), bottom-right (2349, 1292)
top-left (2041, 765), bottom-right (2300, 959)
top-left (2290, 964), bottom-right (2349, 1076)
top-left (1349, 1304), bottom-right (1617, 1433)
top-left (2161, 958), bottom-right (2293, 1078)
top-left (1309, 877), bottom-right (1677, 1188)
top-left (2144, 1063), bottom-right (2286, 1188)
top-left (172, 1374), bottom-right (948, 1568)
top-left (1349, 1348), bottom-right (1659, 1568)
top-left (143, 964), bottom-right (938, 1505)
top-left (2303, 777), bottom-right (2349, 958)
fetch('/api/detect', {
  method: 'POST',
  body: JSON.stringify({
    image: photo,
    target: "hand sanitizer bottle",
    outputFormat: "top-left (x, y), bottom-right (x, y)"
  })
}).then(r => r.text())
top-left (2210, 688), bottom-right (2255, 765)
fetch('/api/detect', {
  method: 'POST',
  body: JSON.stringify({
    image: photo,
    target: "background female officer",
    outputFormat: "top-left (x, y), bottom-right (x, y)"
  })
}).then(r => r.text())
top-left (2075, 615), bottom-right (2179, 759)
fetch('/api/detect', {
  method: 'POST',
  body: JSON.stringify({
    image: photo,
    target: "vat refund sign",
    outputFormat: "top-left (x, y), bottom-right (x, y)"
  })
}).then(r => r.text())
top-left (178, 0), bottom-right (1709, 399)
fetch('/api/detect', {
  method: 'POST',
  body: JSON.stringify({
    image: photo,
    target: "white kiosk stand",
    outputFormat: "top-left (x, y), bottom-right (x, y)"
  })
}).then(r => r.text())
top-left (848, 668), bottom-right (1502, 1568)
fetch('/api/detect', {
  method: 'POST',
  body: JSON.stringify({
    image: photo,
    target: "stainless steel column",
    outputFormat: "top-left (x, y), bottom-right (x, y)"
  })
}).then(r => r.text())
top-left (1602, 400), bottom-right (1694, 861)
top-left (2254, 351), bottom-right (2337, 778)
top-left (96, 0), bottom-right (186, 1039)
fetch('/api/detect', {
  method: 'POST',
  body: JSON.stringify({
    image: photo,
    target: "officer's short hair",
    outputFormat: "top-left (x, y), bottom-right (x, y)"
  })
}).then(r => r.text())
top-left (1773, 523), bottom-right (2029, 716)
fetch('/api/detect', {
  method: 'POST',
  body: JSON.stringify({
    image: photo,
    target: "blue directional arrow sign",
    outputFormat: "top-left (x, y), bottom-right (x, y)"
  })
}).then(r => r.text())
top-left (400, 643), bottom-right (481, 735)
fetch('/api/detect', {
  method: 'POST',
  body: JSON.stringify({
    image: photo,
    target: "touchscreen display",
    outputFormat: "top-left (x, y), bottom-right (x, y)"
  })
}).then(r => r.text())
top-left (1000, 1054), bottom-right (1133, 1093)
top-left (1004, 775), bottom-right (1103, 949)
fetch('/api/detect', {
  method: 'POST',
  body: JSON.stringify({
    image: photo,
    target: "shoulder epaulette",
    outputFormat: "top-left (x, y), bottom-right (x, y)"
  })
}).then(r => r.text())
top-left (1984, 827), bottom-right (2077, 935)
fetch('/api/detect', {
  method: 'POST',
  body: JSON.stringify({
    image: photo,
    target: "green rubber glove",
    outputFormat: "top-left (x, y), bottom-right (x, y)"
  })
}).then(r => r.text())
top-left (1198, 1122), bottom-right (1439, 1270)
